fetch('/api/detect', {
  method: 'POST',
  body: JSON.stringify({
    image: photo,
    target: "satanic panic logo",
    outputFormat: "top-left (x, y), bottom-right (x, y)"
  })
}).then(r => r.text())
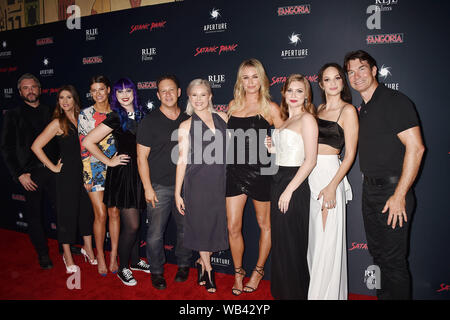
top-left (129, 21), bottom-right (167, 34)
top-left (194, 44), bottom-right (238, 57)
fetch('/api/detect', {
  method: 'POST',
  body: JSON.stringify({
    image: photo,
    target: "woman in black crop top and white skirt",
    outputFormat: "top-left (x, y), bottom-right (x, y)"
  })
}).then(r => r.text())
top-left (307, 63), bottom-right (358, 300)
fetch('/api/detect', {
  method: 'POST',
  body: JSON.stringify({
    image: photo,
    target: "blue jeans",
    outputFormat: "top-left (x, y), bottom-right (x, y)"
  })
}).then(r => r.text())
top-left (145, 184), bottom-right (192, 274)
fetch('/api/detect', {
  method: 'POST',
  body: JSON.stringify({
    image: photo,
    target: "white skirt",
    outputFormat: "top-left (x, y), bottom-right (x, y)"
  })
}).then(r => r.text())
top-left (307, 155), bottom-right (352, 300)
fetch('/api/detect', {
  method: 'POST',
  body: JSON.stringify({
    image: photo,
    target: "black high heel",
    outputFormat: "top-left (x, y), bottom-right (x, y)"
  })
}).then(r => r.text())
top-left (205, 269), bottom-right (216, 293)
top-left (232, 267), bottom-right (246, 296)
top-left (196, 261), bottom-right (206, 286)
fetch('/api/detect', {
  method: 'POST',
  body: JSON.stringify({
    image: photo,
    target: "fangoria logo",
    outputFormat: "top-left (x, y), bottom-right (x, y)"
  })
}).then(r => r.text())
top-left (366, 33), bottom-right (404, 44)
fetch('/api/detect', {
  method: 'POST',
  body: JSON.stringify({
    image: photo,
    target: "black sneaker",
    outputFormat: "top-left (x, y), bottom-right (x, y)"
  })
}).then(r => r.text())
top-left (130, 260), bottom-right (151, 273)
top-left (151, 273), bottom-right (167, 290)
top-left (117, 268), bottom-right (137, 286)
top-left (174, 266), bottom-right (190, 282)
top-left (38, 254), bottom-right (53, 269)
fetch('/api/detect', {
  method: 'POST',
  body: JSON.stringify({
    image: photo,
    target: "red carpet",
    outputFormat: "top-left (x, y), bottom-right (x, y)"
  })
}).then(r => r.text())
top-left (0, 228), bottom-right (375, 300)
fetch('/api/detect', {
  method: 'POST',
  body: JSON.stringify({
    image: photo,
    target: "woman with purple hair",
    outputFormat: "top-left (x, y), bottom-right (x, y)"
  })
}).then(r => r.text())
top-left (83, 78), bottom-right (149, 286)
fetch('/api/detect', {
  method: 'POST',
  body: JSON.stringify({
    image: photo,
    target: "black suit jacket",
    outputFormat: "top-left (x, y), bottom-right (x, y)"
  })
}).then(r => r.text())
top-left (0, 102), bottom-right (57, 183)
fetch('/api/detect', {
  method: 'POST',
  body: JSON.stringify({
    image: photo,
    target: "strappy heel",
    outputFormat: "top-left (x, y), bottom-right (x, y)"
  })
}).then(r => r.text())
top-left (243, 265), bottom-right (264, 293)
top-left (232, 267), bottom-right (246, 296)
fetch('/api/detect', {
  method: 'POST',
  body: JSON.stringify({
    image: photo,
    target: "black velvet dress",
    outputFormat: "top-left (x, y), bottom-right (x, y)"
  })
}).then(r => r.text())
top-left (102, 112), bottom-right (145, 209)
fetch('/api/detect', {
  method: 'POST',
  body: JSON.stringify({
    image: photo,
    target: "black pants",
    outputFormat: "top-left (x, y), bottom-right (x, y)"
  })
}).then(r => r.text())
top-left (362, 180), bottom-right (415, 300)
top-left (23, 166), bottom-right (56, 257)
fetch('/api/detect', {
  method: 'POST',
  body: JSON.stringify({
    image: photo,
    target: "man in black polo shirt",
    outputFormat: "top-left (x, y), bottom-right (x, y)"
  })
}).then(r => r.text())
top-left (137, 75), bottom-right (192, 289)
top-left (344, 50), bottom-right (425, 300)
top-left (1, 73), bottom-right (59, 269)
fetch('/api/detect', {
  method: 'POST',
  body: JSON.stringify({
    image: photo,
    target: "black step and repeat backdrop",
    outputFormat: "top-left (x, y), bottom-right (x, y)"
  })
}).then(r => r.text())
top-left (0, 0), bottom-right (449, 299)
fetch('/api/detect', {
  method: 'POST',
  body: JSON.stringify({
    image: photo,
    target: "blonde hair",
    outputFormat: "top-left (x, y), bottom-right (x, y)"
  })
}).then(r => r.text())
top-left (227, 58), bottom-right (272, 120)
top-left (185, 79), bottom-right (214, 116)
top-left (280, 74), bottom-right (315, 120)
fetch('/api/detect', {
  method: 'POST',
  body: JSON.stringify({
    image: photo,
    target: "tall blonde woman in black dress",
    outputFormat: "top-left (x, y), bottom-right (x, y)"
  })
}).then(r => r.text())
top-left (226, 58), bottom-right (283, 295)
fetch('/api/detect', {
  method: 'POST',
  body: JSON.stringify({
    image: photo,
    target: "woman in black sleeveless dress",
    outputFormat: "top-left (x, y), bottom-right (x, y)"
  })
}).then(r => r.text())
top-left (226, 59), bottom-right (283, 295)
top-left (175, 79), bottom-right (229, 293)
top-left (82, 78), bottom-right (149, 286)
top-left (31, 85), bottom-right (95, 274)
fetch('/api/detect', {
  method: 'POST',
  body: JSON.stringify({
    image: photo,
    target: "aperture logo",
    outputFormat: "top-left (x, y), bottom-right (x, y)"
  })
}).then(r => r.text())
top-left (194, 44), bottom-right (238, 57)
top-left (129, 21), bottom-right (166, 34)
top-left (204, 8), bottom-right (227, 33)
top-left (378, 64), bottom-right (399, 90)
top-left (281, 32), bottom-right (308, 59)
top-left (366, 33), bottom-right (404, 44)
top-left (40, 58), bottom-right (54, 77)
top-left (0, 41), bottom-right (12, 58)
top-left (277, 4), bottom-right (311, 16)
top-left (137, 81), bottom-right (157, 90)
top-left (141, 48), bottom-right (157, 62)
top-left (86, 28), bottom-right (98, 41)
top-left (208, 74), bottom-right (225, 88)
top-left (36, 37), bottom-right (54, 46)
top-left (82, 56), bottom-right (103, 65)
top-left (270, 75), bottom-right (317, 86)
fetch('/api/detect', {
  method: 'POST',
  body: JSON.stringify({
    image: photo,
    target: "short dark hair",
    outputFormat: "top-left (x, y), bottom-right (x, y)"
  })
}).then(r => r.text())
top-left (343, 50), bottom-right (377, 72)
top-left (17, 73), bottom-right (41, 90)
top-left (156, 74), bottom-right (180, 90)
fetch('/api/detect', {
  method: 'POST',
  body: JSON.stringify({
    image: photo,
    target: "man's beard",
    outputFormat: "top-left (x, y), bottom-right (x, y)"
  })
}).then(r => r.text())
top-left (21, 93), bottom-right (40, 103)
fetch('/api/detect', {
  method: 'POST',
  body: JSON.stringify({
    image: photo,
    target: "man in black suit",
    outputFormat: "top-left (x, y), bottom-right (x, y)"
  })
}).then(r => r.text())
top-left (1, 73), bottom-right (59, 269)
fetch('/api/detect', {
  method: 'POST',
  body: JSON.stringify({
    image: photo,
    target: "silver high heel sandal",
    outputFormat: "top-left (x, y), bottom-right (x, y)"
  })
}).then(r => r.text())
top-left (63, 255), bottom-right (79, 274)
top-left (81, 248), bottom-right (98, 265)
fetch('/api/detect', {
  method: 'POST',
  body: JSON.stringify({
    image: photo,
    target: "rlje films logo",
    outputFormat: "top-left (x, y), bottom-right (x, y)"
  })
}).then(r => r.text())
top-left (204, 8), bottom-right (227, 33)
top-left (208, 74), bottom-right (225, 88)
top-left (86, 28), bottom-right (98, 41)
top-left (0, 40), bottom-right (12, 58)
top-left (281, 32), bottom-right (308, 59)
top-left (141, 48), bottom-right (157, 62)
top-left (4, 87), bottom-right (13, 99)
top-left (40, 57), bottom-right (54, 76)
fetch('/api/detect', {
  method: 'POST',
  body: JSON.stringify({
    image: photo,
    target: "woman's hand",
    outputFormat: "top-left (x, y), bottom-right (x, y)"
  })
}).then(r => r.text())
top-left (317, 184), bottom-right (337, 211)
top-left (175, 194), bottom-right (185, 215)
top-left (51, 159), bottom-right (63, 173)
top-left (278, 189), bottom-right (293, 214)
top-left (264, 136), bottom-right (275, 153)
top-left (84, 183), bottom-right (93, 192)
top-left (108, 153), bottom-right (130, 167)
